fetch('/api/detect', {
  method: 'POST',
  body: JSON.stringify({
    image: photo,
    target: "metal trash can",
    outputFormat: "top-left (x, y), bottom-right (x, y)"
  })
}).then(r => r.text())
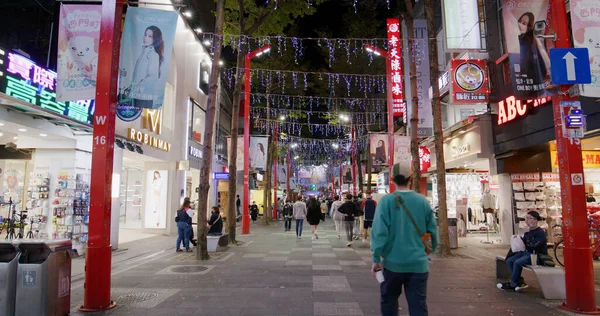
top-left (0, 242), bottom-right (18, 315)
top-left (15, 239), bottom-right (73, 316)
top-left (448, 218), bottom-right (458, 249)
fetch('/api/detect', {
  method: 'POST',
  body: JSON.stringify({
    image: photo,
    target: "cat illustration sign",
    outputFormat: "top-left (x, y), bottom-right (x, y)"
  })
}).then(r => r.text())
top-left (550, 48), bottom-right (592, 85)
top-left (451, 59), bottom-right (488, 103)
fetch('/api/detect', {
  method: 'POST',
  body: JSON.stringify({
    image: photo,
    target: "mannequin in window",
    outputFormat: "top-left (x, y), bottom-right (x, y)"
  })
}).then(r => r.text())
top-left (482, 189), bottom-right (496, 213)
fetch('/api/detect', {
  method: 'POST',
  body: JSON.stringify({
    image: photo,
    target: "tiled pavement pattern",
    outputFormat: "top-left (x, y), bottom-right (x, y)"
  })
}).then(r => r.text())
top-left (70, 221), bottom-right (581, 316)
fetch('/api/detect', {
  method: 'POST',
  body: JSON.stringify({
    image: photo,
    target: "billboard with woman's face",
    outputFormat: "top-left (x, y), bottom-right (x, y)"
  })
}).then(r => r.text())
top-left (501, 0), bottom-right (557, 99)
top-left (117, 7), bottom-right (178, 110)
top-left (145, 170), bottom-right (168, 229)
top-left (369, 134), bottom-right (388, 166)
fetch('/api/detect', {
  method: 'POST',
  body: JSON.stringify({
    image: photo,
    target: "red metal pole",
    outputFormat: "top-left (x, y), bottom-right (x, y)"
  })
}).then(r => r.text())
top-left (386, 49), bottom-right (395, 192)
top-left (287, 150), bottom-right (291, 200)
top-left (351, 125), bottom-right (356, 195)
top-left (339, 147), bottom-right (342, 194)
top-left (273, 124), bottom-right (278, 219)
top-left (79, 0), bottom-right (121, 311)
top-left (242, 55), bottom-right (251, 234)
top-left (551, 0), bottom-right (598, 312)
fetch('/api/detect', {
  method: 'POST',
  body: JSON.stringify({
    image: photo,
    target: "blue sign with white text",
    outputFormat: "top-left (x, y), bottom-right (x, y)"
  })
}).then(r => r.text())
top-left (550, 48), bottom-right (592, 85)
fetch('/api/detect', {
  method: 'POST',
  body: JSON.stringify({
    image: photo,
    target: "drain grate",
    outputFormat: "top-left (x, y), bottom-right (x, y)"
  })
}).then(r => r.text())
top-left (171, 265), bottom-right (208, 273)
top-left (113, 291), bottom-right (158, 303)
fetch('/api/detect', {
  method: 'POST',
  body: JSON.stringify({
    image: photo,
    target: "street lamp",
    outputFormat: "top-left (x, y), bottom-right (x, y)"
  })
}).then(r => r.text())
top-left (242, 44), bottom-right (271, 235)
top-left (364, 43), bottom-right (395, 192)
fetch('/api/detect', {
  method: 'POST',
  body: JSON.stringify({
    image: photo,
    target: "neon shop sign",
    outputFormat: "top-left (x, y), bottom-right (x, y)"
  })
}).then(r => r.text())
top-left (0, 47), bottom-right (94, 124)
top-left (497, 95), bottom-right (551, 125)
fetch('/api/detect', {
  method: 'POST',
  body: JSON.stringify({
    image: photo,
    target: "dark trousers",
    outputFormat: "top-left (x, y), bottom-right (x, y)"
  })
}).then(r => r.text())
top-left (284, 218), bottom-right (292, 230)
top-left (380, 270), bottom-right (428, 316)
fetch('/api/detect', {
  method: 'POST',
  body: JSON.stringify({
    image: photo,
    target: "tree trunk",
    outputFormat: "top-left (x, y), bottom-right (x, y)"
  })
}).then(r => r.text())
top-left (404, 1), bottom-right (421, 193)
top-left (425, 0), bottom-right (450, 256)
top-left (356, 149), bottom-right (364, 194)
top-left (226, 45), bottom-right (246, 245)
top-left (197, 0), bottom-right (225, 260)
top-left (264, 137), bottom-right (274, 223)
top-left (366, 138), bottom-right (372, 193)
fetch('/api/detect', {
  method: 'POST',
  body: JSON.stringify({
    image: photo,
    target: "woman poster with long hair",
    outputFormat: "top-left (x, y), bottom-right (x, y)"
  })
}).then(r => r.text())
top-left (502, 0), bottom-right (556, 99)
top-left (145, 170), bottom-right (168, 228)
top-left (117, 7), bottom-right (177, 110)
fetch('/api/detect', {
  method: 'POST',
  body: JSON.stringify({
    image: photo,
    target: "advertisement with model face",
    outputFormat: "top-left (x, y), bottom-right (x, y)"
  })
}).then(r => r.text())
top-left (250, 137), bottom-right (268, 171)
top-left (501, 0), bottom-right (556, 99)
top-left (117, 7), bottom-right (178, 110)
top-left (145, 170), bottom-right (168, 229)
top-left (57, 4), bottom-right (101, 101)
top-left (570, 0), bottom-right (600, 97)
top-left (369, 134), bottom-right (388, 166)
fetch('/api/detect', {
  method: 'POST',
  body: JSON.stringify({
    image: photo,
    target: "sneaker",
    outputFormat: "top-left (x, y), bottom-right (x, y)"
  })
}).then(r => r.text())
top-left (347, 242), bottom-right (353, 247)
top-left (311, 236), bottom-right (315, 241)
top-left (362, 239), bottom-right (367, 244)
top-left (315, 234), bottom-right (319, 239)
top-left (298, 236), bottom-right (301, 239)
top-left (515, 283), bottom-right (529, 292)
top-left (337, 235), bottom-right (341, 239)
top-left (496, 282), bottom-right (515, 291)
top-left (176, 249), bottom-right (183, 252)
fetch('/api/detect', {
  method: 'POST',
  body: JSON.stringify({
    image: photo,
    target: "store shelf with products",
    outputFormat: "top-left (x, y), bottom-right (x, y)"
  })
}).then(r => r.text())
top-left (26, 173), bottom-right (50, 239)
top-left (51, 172), bottom-right (89, 254)
top-left (432, 173), bottom-right (489, 230)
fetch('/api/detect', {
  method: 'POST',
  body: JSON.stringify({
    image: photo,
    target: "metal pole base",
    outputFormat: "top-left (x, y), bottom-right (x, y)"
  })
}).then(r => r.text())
top-left (78, 301), bottom-right (117, 313)
top-left (559, 303), bottom-right (600, 315)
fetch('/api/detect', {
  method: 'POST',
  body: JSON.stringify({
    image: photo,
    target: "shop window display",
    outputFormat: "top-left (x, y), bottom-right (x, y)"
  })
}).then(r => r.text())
top-left (52, 172), bottom-right (89, 254)
top-left (26, 173), bottom-right (50, 239)
top-left (119, 167), bottom-right (143, 229)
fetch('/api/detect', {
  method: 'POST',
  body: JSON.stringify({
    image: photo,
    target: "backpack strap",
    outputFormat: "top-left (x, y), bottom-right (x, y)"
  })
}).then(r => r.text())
top-left (394, 193), bottom-right (424, 237)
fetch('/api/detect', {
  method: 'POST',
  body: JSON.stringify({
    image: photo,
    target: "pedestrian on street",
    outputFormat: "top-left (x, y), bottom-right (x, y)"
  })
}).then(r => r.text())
top-left (371, 174), bottom-right (438, 316)
top-left (175, 199), bottom-right (193, 252)
top-left (183, 197), bottom-right (197, 247)
top-left (320, 199), bottom-right (328, 222)
top-left (207, 206), bottom-right (223, 235)
top-left (306, 196), bottom-right (322, 240)
top-left (277, 198), bottom-right (284, 220)
top-left (283, 200), bottom-right (293, 232)
top-left (338, 193), bottom-right (360, 247)
top-left (293, 196), bottom-right (307, 239)
top-left (250, 201), bottom-right (259, 222)
top-left (236, 195), bottom-right (241, 220)
top-left (330, 195), bottom-right (344, 239)
top-left (353, 194), bottom-right (364, 240)
top-left (361, 194), bottom-right (377, 244)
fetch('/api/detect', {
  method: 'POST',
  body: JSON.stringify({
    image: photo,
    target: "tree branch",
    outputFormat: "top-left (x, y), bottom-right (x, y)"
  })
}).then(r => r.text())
top-left (246, 5), bottom-right (275, 35)
top-left (238, 0), bottom-right (245, 33)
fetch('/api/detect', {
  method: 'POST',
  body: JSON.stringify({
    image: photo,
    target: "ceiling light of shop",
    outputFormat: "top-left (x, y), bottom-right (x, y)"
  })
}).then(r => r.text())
top-left (39, 133), bottom-right (47, 137)
top-left (18, 128), bottom-right (26, 132)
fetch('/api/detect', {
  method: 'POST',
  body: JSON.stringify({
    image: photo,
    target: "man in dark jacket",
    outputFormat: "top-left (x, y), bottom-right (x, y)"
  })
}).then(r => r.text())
top-left (361, 194), bottom-right (377, 244)
top-left (283, 201), bottom-right (294, 232)
top-left (338, 193), bottom-right (361, 246)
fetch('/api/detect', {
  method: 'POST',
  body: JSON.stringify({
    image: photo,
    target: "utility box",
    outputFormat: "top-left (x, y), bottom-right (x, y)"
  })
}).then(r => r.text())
top-left (0, 243), bottom-right (18, 315)
top-left (15, 240), bottom-right (73, 316)
top-left (448, 218), bottom-right (458, 249)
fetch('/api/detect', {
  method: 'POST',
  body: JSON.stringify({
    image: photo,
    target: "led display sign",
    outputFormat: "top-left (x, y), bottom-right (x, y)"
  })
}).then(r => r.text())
top-left (387, 18), bottom-right (404, 118)
top-left (497, 95), bottom-right (551, 125)
top-left (0, 47), bottom-right (95, 124)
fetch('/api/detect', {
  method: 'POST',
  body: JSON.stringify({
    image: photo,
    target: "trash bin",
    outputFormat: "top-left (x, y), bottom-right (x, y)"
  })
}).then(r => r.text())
top-left (448, 218), bottom-right (458, 249)
top-left (15, 239), bottom-right (73, 316)
top-left (0, 242), bottom-right (18, 315)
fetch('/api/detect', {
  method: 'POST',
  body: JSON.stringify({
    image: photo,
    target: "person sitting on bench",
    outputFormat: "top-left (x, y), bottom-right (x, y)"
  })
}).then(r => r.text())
top-left (208, 206), bottom-right (223, 236)
top-left (497, 211), bottom-right (547, 292)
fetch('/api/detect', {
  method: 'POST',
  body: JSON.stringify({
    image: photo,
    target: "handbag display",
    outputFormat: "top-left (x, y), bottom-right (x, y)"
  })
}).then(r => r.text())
top-left (395, 193), bottom-right (433, 255)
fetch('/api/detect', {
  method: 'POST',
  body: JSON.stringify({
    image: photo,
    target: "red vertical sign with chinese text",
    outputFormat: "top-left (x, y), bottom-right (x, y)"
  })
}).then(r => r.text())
top-left (387, 18), bottom-right (404, 118)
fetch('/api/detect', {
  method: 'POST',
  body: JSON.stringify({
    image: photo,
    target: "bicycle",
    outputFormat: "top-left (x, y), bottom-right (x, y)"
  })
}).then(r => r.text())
top-left (554, 219), bottom-right (600, 267)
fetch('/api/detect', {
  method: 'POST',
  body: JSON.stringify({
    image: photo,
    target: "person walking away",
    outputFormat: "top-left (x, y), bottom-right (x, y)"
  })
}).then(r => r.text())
top-left (250, 201), bottom-right (259, 222)
top-left (293, 196), bottom-right (307, 239)
top-left (371, 174), bottom-right (438, 316)
top-left (361, 194), bottom-right (377, 244)
top-left (339, 194), bottom-right (360, 246)
top-left (283, 200), bottom-right (293, 231)
top-left (330, 195), bottom-right (344, 239)
top-left (277, 198), bottom-right (284, 220)
top-left (320, 199), bottom-right (328, 222)
top-left (354, 195), bottom-right (364, 240)
top-left (497, 211), bottom-right (547, 291)
top-left (183, 197), bottom-right (197, 247)
top-left (236, 195), bottom-right (241, 220)
top-left (175, 201), bottom-right (193, 252)
top-left (207, 206), bottom-right (223, 235)
top-left (306, 196), bottom-right (322, 240)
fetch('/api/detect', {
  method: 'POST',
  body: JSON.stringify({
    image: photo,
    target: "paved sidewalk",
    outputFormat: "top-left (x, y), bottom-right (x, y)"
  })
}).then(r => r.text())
top-left (69, 220), bottom-right (583, 315)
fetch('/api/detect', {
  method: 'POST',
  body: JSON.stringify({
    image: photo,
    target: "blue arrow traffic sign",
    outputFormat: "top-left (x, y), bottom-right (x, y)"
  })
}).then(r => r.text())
top-left (550, 48), bottom-right (592, 85)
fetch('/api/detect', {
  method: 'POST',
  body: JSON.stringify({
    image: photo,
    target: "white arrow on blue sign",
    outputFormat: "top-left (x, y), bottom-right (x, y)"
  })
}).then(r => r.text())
top-left (550, 48), bottom-right (592, 85)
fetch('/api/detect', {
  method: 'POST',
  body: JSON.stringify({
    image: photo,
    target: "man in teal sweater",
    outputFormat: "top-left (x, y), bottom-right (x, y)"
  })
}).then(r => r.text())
top-left (371, 174), bottom-right (438, 316)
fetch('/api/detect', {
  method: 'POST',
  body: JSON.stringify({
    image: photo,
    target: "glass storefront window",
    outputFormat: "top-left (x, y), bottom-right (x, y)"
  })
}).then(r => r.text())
top-left (119, 167), bottom-right (143, 229)
top-left (189, 99), bottom-right (206, 145)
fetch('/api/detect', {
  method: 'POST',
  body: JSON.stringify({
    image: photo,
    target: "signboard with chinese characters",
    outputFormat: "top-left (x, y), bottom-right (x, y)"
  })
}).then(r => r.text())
top-left (387, 18), bottom-right (404, 118)
top-left (0, 46), bottom-right (95, 124)
top-left (451, 59), bottom-right (488, 103)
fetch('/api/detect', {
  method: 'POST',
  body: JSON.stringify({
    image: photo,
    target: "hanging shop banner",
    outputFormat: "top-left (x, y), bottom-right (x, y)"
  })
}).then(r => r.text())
top-left (451, 59), bottom-right (488, 103)
top-left (551, 150), bottom-right (600, 169)
top-left (145, 170), bottom-right (168, 229)
top-left (226, 136), bottom-right (244, 171)
top-left (419, 146), bottom-right (431, 173)
top-left (56, 4), bottom-right (101, 102)
top-left (442, 0), bottom-right (481, 50)
top-left (250, 136), bottom-right (268, 171)
top-left (342, 165), bottom-right (353, 184)
top-left (0, 47), bottom-right (95, 124)
top-left (275, 164), bottom-right (287, 184)
top-left (501, 0), bottom-right (556, 99)
top-left (117, 7), bottom-right (178, 110)
top-left (393, 135), bottom-right (412, 176)
top-left (570, 0), bottom-right (600, 98)
top-left (369, 134), bottom-right (388, 166)
top-left (403, 20), bottom-right (433, 137)
top-left (387, 18), bottom-right (404, 118)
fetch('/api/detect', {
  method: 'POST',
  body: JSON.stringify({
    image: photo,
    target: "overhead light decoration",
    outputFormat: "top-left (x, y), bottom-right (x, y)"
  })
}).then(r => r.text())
top-left (182, 10), bottom-right (192, 18)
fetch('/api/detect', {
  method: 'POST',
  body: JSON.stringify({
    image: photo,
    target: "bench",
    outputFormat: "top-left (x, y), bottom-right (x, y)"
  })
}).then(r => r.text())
top-left (495, 256), bottom-right (566, 300)
top-left (207, 233), bottom-right (229, 252)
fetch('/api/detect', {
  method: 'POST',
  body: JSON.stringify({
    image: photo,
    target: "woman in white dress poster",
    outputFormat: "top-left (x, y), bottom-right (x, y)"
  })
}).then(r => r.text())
top-left (150, 171), bottom-right (163, 227)
top-left (251, 143), bottom-right (266, 169)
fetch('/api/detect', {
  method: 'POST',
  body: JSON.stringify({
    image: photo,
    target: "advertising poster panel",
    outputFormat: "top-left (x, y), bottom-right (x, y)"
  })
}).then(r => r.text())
top-left (145, 170), bottom-right (168, 229)
top-left (501, 0), bottom-right (556, 99)
top-left (342, 165), bottom-right (353, 184)
top-left (451, 59), bottom-right (488, 103)
top-left (369, 134), bottom-right (388, 166)
top-left (570, 0), bottom-right (600, 97)
top-left (57, 4), bottom-right (102, 101)
top-left (250, 137), bottom-right (268, 170)
top-left (117, 7), bottom-right (178, 110)
top-left (226, 137), bottom-right (244, 171)
top-left (443, 0), bottom-right (481, 50)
